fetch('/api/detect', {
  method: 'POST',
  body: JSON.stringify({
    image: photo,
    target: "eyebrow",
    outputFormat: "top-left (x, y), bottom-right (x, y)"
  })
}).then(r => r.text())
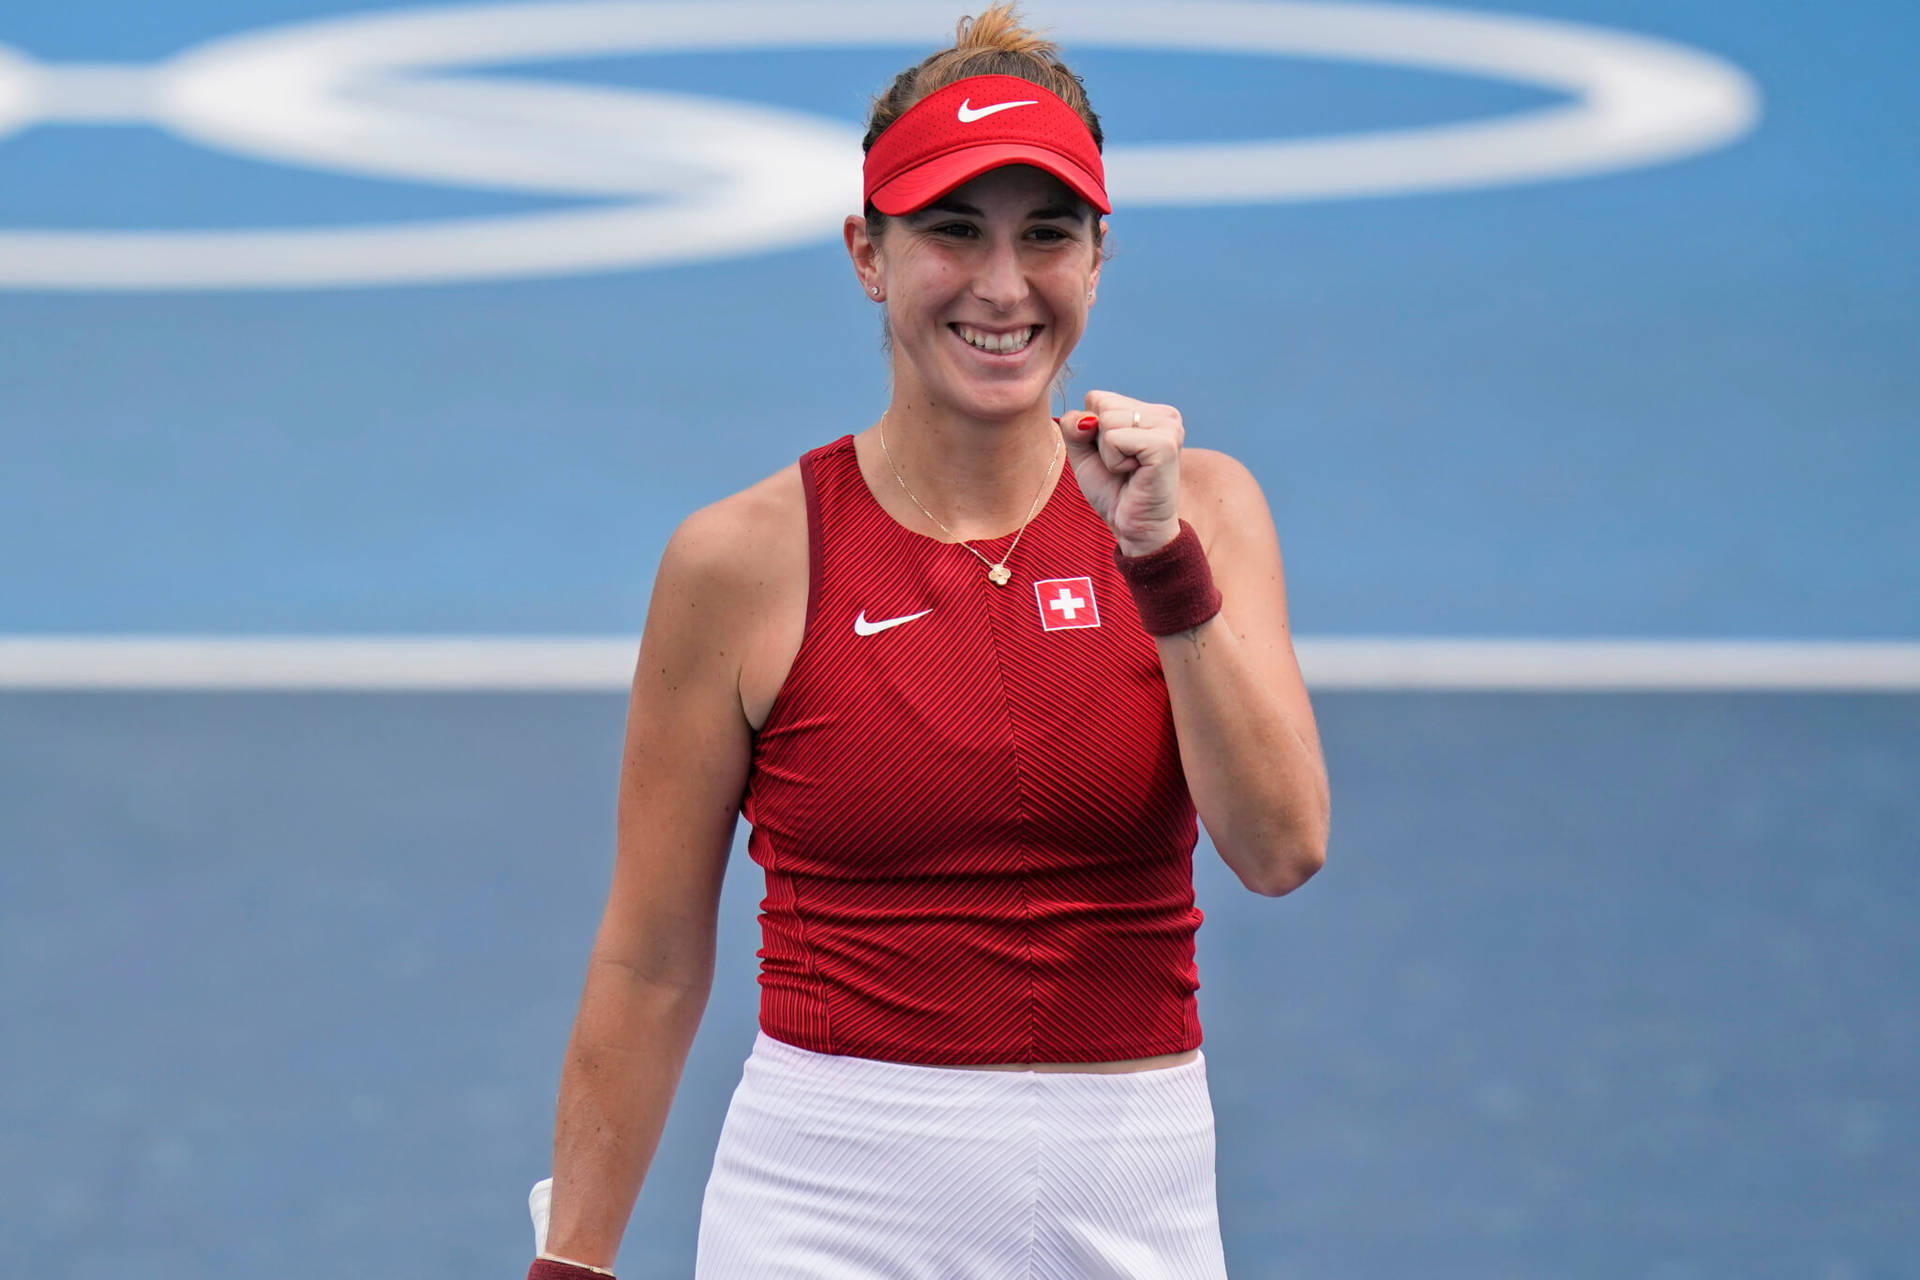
top-left (913, 199), bottom-right (1086, 221)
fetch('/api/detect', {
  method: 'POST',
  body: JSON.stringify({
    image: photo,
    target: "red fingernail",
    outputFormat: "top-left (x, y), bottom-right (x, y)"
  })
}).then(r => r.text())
top-left (1080, 414), bottom-right (1099, 431)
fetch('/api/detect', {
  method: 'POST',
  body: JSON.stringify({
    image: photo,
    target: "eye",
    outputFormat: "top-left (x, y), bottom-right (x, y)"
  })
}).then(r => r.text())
top-left (1028, 226), bottom-right (1071, 242)
top-left (932, 222), bottom-right (978, 239)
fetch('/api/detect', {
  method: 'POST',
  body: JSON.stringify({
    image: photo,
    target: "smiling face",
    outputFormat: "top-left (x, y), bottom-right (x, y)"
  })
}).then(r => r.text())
top-left (850, 164), bottom-right (1103, 423)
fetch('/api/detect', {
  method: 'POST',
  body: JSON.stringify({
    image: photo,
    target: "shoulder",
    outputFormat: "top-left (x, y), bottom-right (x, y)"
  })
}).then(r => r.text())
top-left (646, 458), bottom-right (810, 655)
top-left (1179, 447), bottom-right (1275, 554)
top-left (660, 459), bottom-right (808, 591)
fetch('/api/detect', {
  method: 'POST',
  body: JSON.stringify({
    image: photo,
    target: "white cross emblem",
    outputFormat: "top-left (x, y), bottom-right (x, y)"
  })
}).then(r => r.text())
top-left (1033, 576), bottom-right (1100, 631)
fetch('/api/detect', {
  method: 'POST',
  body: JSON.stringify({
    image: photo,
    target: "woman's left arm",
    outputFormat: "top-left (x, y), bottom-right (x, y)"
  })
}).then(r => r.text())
top-left (1158, 448), bottom-right (1329, 896)
top-left (1063, 395), bottom-right (1329, 897)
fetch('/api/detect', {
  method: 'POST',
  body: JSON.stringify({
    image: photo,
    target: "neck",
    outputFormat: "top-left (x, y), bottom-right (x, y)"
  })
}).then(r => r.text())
top-left (876, 394), bottom-right (1062, 539)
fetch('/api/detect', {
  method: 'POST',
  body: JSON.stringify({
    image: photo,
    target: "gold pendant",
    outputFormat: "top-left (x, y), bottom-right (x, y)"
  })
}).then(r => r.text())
top-left (987, 564), bottom-right (1012, 586)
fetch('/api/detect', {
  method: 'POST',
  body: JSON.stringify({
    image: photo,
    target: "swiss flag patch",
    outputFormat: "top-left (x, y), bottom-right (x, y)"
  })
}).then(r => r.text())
top-left (1034, 576), bottom-right (1100, 631)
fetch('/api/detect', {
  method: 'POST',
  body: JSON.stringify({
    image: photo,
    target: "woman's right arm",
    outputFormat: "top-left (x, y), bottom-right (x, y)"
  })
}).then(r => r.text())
top-left (539, 501), bottom-right (758, 1270)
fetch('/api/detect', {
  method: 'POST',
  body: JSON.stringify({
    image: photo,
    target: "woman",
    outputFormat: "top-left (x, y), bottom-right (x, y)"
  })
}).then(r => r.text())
top-left (527, 6), bottom-right (1329, 1278)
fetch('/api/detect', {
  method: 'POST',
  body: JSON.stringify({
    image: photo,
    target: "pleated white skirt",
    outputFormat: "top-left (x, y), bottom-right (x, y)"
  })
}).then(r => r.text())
top-left (694, 1031), bottom-right (1230, 1279)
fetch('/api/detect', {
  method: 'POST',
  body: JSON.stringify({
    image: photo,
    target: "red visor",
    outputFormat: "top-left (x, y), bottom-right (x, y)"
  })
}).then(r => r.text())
top-left (863, 74), bottom-right (1109, 216)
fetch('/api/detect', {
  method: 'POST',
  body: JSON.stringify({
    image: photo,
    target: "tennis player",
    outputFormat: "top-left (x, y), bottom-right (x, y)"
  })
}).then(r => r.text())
top-left (527, 6), bottom-right (1329, 1277)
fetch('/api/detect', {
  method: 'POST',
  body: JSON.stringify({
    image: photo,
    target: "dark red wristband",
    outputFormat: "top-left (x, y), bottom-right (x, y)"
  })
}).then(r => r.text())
top-left (529, 1259), bottom-right (614, 1280)
top-left (1113, 519), bottom-right (1223, 636)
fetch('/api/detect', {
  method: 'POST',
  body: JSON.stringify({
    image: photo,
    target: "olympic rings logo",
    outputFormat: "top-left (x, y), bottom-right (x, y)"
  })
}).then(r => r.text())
top-left (0, 1), bottom-right (1760, 291)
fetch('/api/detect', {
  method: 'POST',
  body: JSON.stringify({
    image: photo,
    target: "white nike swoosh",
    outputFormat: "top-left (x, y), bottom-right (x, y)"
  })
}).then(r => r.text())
top-left (854, 607), bottom-right (934, 637)
top-left (956, 98), bottom-right (1038, 123)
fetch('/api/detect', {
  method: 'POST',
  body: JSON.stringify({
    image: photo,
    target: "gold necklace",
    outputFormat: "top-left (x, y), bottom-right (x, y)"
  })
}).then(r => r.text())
top-left (877, 412), bottom-right (1061, 586)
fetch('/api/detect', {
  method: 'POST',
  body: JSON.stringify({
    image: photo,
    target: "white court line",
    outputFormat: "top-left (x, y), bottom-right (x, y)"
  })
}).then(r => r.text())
top-left (1, 636), bottom-right (1917, 692)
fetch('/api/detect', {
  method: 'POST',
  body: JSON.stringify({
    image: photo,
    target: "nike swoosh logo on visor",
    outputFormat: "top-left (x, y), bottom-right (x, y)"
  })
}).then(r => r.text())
top-left (854, 608), bottom-right (934, 636)
top-left (956, 98), bottom-right (1038, 123)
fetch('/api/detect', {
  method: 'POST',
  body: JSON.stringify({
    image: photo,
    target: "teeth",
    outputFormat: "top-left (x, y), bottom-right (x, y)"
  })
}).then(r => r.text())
top-left (957, 325), bottom-right (1034, 354)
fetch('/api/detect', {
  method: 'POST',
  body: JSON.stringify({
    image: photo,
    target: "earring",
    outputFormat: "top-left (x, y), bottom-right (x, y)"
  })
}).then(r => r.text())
top-left (870, 285), bottom-right (881, 297)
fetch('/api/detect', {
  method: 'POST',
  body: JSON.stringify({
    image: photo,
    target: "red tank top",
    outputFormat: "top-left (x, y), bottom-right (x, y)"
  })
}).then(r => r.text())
top-left (741, 434), bottom-right (1204, 1065)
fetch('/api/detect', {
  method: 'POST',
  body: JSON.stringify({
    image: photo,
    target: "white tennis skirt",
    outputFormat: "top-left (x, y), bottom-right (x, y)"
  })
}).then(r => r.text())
top-left (695, 1030), bottom-right (1230, 1279)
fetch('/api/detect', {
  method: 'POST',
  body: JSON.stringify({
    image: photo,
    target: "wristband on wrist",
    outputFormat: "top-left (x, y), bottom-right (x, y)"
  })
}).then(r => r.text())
top-left (1113, 519), bottom-right (1222, 636)
top-left (530, 1255), bottom-right (616, 1279)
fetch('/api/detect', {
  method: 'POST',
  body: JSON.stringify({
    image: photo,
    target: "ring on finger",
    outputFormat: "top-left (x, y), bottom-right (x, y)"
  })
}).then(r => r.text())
top-left (1131, 410), bottom-right (1141, 428)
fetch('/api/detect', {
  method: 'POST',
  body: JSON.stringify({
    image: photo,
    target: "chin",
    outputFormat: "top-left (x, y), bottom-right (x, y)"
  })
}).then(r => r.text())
top-left (935, 365), bottom-right (1063, 420)
top-left (946, 386), bottom-right (1052, 421)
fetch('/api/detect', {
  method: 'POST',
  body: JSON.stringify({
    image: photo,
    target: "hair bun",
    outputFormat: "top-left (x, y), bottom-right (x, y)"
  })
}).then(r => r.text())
top-left (956, 3), bottom-right (1060, 59)
top-left (863, 1), bottom-right (1103, 158)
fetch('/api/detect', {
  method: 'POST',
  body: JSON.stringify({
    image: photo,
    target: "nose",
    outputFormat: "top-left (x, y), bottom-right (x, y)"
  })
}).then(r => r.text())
top-left (970, 233), bottom-right (1029, 311)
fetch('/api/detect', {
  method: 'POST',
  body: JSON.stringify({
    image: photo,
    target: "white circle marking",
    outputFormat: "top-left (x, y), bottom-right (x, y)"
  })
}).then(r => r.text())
top-left (0, 1), bottom-right (1762, 290)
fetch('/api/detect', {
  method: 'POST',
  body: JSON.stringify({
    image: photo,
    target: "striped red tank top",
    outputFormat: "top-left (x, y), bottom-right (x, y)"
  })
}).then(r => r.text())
top-left (741, 434), bottom-right (1204, 1065)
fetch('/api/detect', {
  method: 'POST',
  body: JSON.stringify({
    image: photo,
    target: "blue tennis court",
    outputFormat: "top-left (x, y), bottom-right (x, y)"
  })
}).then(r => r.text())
top-left (3, 1), bottom-right (1915, 1275)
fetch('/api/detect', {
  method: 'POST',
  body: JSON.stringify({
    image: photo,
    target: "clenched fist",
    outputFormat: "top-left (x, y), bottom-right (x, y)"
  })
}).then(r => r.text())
top-left (1057, 389), bottom-right (1184, 556)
